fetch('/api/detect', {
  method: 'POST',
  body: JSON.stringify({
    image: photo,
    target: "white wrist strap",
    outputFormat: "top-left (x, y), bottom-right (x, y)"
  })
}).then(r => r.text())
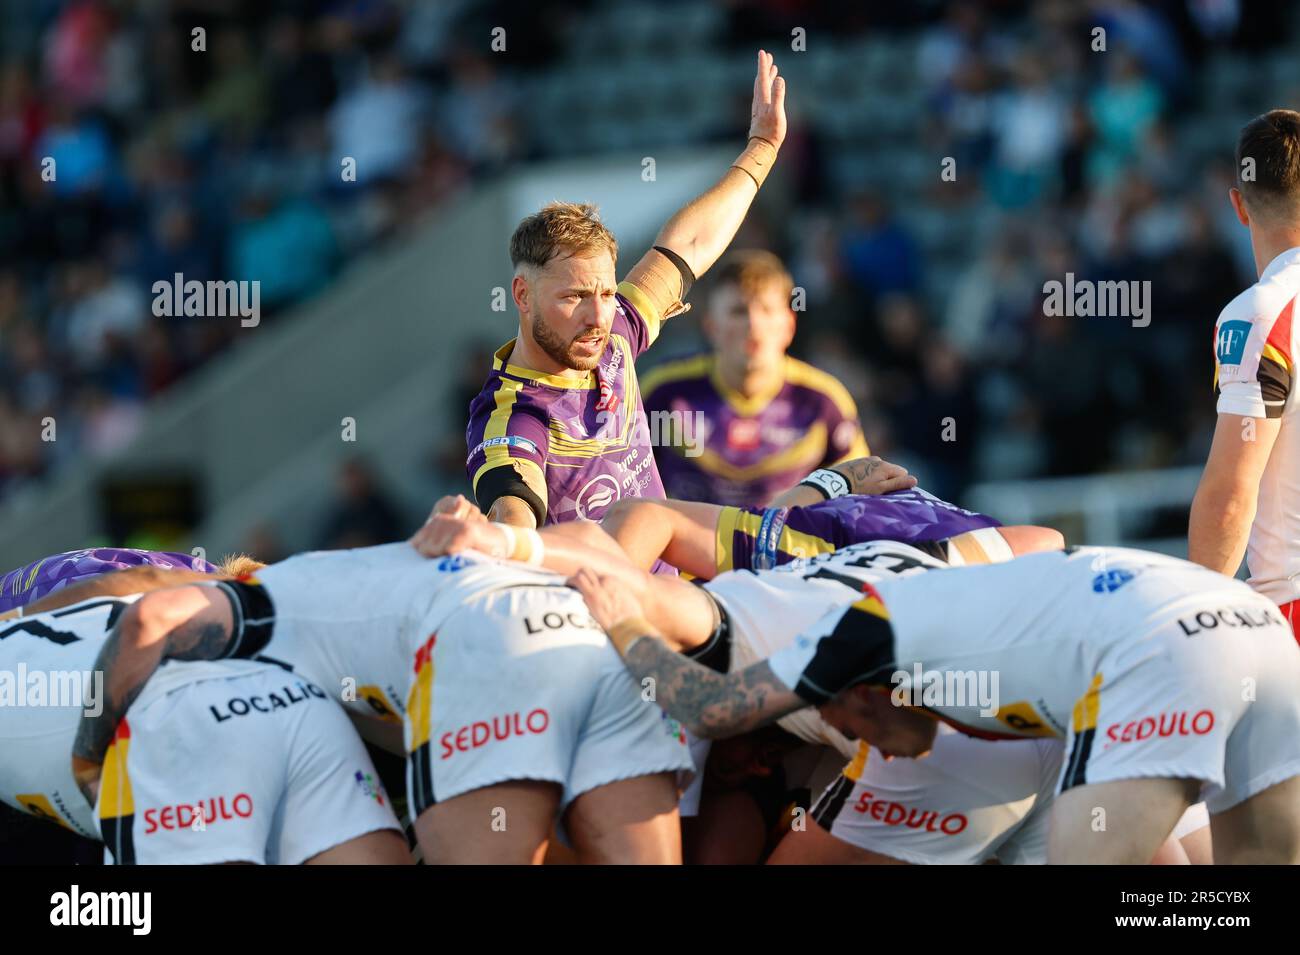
top-left (799, 468), bottom-right (850, 500)
top-left (490, 523), bottom-right (546, 566)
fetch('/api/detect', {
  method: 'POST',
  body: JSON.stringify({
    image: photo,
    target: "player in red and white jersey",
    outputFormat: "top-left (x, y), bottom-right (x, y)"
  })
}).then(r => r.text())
top-left (71, 543), bottom-right (695, 865)
top-left (1191, 110), bottom-right (1300, 629)
top-left (1, 596), bottom-right (405, 864)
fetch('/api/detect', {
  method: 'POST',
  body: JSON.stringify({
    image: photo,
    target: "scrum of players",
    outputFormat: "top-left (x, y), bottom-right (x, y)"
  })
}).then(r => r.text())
top-left (3, 52), bottom-right (1299, 866)
top-left (0, 455), bottom-right (1296, 865)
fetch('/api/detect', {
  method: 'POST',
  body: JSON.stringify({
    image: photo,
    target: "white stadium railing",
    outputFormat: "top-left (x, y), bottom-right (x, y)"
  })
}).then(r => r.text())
top-left (965, 466), bottom-right (1206, 560)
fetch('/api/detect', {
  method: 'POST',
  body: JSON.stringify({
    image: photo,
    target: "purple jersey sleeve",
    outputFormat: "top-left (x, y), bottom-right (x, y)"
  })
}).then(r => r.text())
top-left (612, 282), bottom-right (661, 359)
top-left (718, 488), bottom-right (1002, 572)
top-left (0, 548), bottom-right (216, 612)
top-left (466, 381), bottom-right (552, 523)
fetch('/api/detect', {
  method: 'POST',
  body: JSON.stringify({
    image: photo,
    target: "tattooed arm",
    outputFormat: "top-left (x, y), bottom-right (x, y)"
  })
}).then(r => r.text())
top-left (71, 585), bottom-right (235, 806)
top-left (623, 636), bottom-right (805, 738)
top-left (569, 567), bottom-right (805, 738)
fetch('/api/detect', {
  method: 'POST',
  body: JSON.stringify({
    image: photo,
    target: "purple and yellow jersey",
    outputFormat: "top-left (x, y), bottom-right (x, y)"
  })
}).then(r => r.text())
top-left (715, 488), bottom-right (1001, 573)
top-left (466, 282), bottom-right (666, 525)
top-left (641, 354), bottom-right (869, 507)
top-left (0, 548), bottom-right (215, 613)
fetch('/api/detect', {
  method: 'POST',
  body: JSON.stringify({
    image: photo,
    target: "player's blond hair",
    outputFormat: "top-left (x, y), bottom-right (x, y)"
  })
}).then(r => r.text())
top-left (218, 554), bottom-right (267, 578)
top-left (1237, 109), bottom-right (1300, 218)
top-left (509, 201), bottom-right (618, 270)
top-left (712, 249), bottom-right (794, 302)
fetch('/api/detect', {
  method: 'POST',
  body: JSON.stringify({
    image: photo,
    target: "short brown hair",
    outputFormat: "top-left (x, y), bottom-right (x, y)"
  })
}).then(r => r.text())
top-left (711, 249), bottom-right (794, 301)
top-left (1236, 109), bottom-right (1300, 217)
top-left (509, 201), bottom-right (618, 270)
top-left (219, 554), bottom-right (267, 577)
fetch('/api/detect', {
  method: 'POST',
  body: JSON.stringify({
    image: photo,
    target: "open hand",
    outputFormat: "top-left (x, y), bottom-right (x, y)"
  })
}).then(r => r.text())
top-left (748, 49), bottom-right (787, 148)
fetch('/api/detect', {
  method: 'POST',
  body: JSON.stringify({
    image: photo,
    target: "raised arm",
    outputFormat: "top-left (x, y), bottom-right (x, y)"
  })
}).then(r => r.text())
top-left (622, 50), bottom-right (787, 318)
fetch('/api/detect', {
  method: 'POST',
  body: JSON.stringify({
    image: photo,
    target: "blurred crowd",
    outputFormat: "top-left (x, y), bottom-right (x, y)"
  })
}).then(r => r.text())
top-left (696, 0), bottom-right (1295, 503)
top-left (2, 0), bottom-right (1297, 541)
top-left (0, 0), bottom-right (534, 499)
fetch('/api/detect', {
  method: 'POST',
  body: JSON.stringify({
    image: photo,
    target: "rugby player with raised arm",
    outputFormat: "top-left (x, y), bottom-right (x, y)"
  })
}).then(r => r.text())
top-left (466, 51), bottom-right (787, 533)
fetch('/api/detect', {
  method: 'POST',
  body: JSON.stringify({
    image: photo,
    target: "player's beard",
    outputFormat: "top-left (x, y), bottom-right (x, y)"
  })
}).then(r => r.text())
top-left (530, 312), bottom-right (607, 371)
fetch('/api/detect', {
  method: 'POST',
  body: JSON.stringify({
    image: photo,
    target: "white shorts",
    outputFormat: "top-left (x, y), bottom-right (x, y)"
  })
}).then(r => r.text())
top-left (1064, 585), bottom-right (1300, 814)
top-left (404, 583), bottom-right (695, 815)
top-left (1172, 802), bottom-right (1210, 840)
top-left (811, 725), bottom-right (1062, 864)
top-left (97, 662), bottom-right (401, 865)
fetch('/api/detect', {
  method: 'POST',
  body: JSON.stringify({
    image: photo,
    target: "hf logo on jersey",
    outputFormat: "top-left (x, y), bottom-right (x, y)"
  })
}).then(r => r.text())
top-left (1216, 320), bottom-right (1252, 366)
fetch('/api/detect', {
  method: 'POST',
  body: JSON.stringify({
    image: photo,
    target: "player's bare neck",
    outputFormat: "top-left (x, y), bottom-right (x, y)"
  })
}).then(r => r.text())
top-left (1252, 229), bottom-right (1300, 279)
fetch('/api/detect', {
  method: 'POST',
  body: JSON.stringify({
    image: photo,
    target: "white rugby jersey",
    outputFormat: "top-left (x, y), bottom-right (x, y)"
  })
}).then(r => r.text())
top-left (0, 596), bottom-right (264, 837)
top-left (1213, 246), bottom-right (1300, 605)
top-left (768, 547), bottom-right (1286, 741)
top-left (250, 543), bottom-right (575, 725)
top-left (705, 540), bottom-right (949, 754)
top-left (705, 539), bottom-right (948, 662)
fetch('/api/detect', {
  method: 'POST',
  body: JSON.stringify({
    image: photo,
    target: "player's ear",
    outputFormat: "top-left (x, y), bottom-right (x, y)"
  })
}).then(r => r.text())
top-left (511, 271), bottom-right (531, 316)
top-left (1229, 187), bottom-right (1250, 227)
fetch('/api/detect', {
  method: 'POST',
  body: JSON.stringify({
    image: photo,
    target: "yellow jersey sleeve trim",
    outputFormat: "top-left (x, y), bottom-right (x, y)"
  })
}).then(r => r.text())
top-left (714, 506), bottom-right (765, 575)
top-left (1263, 342), bottom-right (1293, 373)
top-left (776, 524), bottom-right (837, 562)
top-left (617, 281), bottom-right (662, 347)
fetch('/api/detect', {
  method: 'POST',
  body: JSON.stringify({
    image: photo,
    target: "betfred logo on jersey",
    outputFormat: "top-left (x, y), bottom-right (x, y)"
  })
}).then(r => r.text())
top-left (1104, 710), bottom-right (1215, 746)
top-left (852, 790), bottom-right (968, 836)
top-left (595, 376), bottom-right (620, 415)
top-left (142, 794), bottom-right (253, 834)
top-left (439, 708), bottom-right (550, 759)
top-left (726, 418), bottom-right (762, 451)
